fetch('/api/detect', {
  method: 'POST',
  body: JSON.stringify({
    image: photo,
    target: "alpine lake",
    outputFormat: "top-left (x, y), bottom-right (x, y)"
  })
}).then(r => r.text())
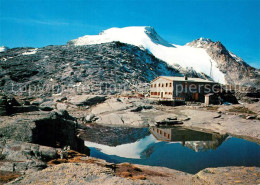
top-left (81, 125), bottom-right (260, 174)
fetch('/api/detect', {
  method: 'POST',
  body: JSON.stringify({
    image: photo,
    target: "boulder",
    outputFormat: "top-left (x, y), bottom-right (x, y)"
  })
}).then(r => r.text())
top-left (96, 112), bottom-right (146, 127)
top-left (130, 105), bottom-right (153, 112)
top-left (154, 115), bottom-right (183, 126)
top-left (0, 110), bottom-right (89, 155)
top-left (192, 167), bottom-right (260, 185)
top-left (7, 97), bottom-right (21, 107)
top-left (130, 106), bottom-right (143, 112)
top-left (91, 98), bottom-right (129, 115)
top-left (56, 103), bottom-right (68, 111)
top-left (69, 95), bottom-right (106, 106)
top-left (0, 94), bottom-right (8, 116)
top-left (85, 113), bottom-right (96, 122)
top-left (30, 98), bottom-right (44, 106)
top-left (11, 105), bottom-right (39, 113)
top-left (55, 97), bottom-right (67, 102)
top-left (39, 101), bottom-right (55, 111)
top-left (154, 115), bottom-right (178, 123)
top-left (246, 115), bottom-right (256, 120)
top-left (0, 140), bottom-right (59, 173)
top-left (142, 105), bottom-right (153, 110)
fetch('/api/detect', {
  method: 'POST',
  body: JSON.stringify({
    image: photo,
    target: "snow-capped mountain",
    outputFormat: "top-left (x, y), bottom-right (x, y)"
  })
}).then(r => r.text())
top-left (0, 26), bottom-right (259, 96)
top-left (69, 26), bottom-right (259, 85)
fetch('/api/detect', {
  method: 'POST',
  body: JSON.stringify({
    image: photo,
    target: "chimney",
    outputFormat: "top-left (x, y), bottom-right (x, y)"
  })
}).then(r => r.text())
top-left (185, 75), bottom-right (188, 81)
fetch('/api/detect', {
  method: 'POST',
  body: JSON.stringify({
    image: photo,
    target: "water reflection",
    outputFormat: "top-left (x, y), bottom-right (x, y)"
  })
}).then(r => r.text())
top-left (84, 126), bottom-right (260, 173)
top-left (84, 126), bottom-right (227, 159)
top-left (149, 127), bottom-right (228, 152)
top-left (85, 134), bottom-right (157, 159)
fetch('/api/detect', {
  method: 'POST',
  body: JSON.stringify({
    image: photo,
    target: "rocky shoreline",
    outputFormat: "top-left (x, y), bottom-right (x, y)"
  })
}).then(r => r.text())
top-left (1, 93), bottom-right (260, 184)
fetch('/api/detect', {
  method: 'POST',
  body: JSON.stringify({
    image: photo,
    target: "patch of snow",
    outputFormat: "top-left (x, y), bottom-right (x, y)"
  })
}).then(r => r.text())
top-left (0, 46), bottom-right (7, 52)
top-left (228, 51), bottom-right (244, 64)
top-left (70, 26), bottom-right (226, 84)
top-left (71, 26), bottom-right (173, 48)
top-left (22, 48), bottom-right (38, 55)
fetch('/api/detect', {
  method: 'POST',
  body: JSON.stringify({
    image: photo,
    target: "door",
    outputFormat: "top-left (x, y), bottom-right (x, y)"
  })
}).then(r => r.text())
top-left (161, 92), bottom-right (163, 98)
top-left (195, 93), bottom-right (199, 101)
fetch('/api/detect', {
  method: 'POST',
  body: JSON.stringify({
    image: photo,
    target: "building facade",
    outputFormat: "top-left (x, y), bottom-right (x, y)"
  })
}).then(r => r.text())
top-left (150, 76), bottom-right (218, 102)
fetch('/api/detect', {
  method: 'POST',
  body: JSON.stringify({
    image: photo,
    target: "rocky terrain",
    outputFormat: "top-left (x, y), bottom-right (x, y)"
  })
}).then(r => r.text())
top-left (6, 156), bottom-right (260, 185)
top-left (0, 93), bottom-right (90, 182)
top-left (187, 38), bottom-right (260, 87)
top-left (0, 42), bottom-right (184, 96)
top-left (0, 92), bottom-right (260, 184)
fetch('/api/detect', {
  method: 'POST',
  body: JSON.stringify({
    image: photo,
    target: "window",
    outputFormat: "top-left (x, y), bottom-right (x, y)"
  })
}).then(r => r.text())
top-left (165, 92), bottom-right (168, 95)
top-left (169, 83), bottom-right (172, 87)
top-left (159, 83), bottom-right (161, 87)
top-left (154, 84), bottom-right (156, 88)
top-left (151, 84), bottom-right (153, 88)
top-left (166, 83), bottom-right (168, 87)
top-left (162, 83), bottom-right (164, 87)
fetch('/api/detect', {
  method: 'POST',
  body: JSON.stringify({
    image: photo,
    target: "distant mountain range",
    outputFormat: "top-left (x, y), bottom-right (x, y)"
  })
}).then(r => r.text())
top-left (0, 26), bottom-right (259, 95)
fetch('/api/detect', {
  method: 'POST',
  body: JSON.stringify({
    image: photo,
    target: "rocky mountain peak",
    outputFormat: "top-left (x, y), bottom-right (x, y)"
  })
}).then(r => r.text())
top-left (186, 38), bottom-right (259, 86)
top-left (186, 37), bottom-right (214, 48)
top-left (143, 26), bottom-right (174, 47)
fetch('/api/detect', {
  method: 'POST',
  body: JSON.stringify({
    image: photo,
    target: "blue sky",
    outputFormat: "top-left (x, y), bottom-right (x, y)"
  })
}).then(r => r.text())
top-left (0, 0), bottom-right (259, 68)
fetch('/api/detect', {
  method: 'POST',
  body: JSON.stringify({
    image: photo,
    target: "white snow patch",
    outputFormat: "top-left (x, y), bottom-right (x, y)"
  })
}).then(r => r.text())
top-left (0, 46), bottom-right (7, 52)
top-left (22, 48), bottom-right (38, 55)
top-left (229, 51), bottom-right (244, 64)
top-left (70, 26), bottom-right (226, 84)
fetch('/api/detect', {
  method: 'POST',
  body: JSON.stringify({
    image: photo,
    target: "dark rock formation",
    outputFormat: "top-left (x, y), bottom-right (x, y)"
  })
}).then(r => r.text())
top-left (0, 110), bottom-right (89, 155)
top-left (0, 93), bottom-right (8, 116)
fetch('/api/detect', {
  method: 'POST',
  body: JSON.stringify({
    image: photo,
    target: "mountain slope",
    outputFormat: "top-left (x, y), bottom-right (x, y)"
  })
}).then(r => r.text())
top-left (69, 26), bottom-right (259, 85)
top-left (187, 38), bottom-right (260, 86)
top-left (0, 42), bottom-right (182, 96)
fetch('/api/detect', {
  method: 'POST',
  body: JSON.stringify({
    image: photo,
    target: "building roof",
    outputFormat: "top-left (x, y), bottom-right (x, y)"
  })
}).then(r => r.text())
top-left (151, 76), bottom-right (217, 83)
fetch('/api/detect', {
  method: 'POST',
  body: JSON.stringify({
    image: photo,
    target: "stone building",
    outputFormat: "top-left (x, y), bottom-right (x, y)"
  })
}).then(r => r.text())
top-left (150, 76), bottom-right (218, 102)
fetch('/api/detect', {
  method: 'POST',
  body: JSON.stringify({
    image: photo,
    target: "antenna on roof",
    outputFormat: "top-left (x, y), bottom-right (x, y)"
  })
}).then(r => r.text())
top-left (184, 73), bottom-right (188, 80)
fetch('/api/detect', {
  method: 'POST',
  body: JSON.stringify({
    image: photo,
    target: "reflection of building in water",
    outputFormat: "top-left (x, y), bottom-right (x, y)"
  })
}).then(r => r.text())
top-left (149, 127), bottom-right (227, 152)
